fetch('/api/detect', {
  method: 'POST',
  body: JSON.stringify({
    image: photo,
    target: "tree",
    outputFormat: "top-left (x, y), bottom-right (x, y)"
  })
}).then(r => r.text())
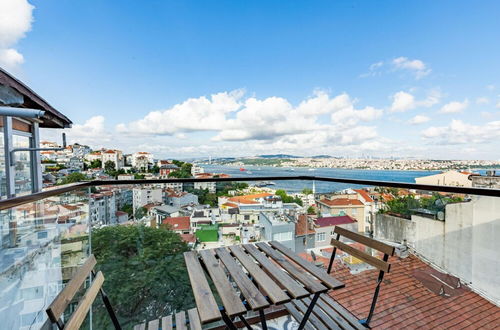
top-left (150, 165), bottom-right (160, 174)
top-left (121, 203), bottom-right (133, 216)
top-left (91, 225), bottom-right (193, 328)
top-left (104, 160), bottom-right (116, 175)
top-left (58, 172), bottom-right (88, 185)
top-left (302, 188), bottom-right (313, 195)
top-left (134, 206), bottom-right (147, 219)
top-left (307, 206), bottom-right (316, 214)
top-left (89, 159), bottom-right (102, 169)
top-left (275, 189), bottom-right (303, 206)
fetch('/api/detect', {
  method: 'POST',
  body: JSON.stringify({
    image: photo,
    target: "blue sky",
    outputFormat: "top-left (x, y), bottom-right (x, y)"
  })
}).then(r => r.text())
top-left (1, 0), bottom-right (500, 159)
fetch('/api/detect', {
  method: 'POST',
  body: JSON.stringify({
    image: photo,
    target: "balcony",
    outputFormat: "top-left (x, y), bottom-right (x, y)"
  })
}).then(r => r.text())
top-left (0, 176), bottom-right (499, 329)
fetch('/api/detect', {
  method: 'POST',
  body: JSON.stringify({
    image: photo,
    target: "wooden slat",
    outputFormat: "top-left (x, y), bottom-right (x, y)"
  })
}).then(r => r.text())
top-left (243, 244), bottom-right (309, 299)
top-left (133, 324), bottom-right (145, 330)
top-left (161, 315), bottom-right (173, 330)
top-left (175, 311), bottom-right (187, 330)
top-left (214, 247), bottom-right (270, 310)
top-left (46, 255), bottom-right (97, 322)
top-left (314, 296), bottom-right (356, 330)
top-left (302, 297), bottom-right (341, 330)
top-left (269, 241), bottom-right (344, 289)
top-left (330, 239), bottom-right (390, 273)
top-left (334, 227), bottom-right (395, 255)
top-left (256, 243), bottom-right (327, 293)
top-left (183, 251), bottom-right (222, 323)
top-left (228, 245), bottom-right (290, 304)
top-left (293, 299), bottom-right (329, 330)
top-left (65, 271), bottom-right (104, 330)
top-left (187, 308), bottom-right (202, 330)
top-left (148, 318), bottom-right (160, 330)
top-left (320, 295), bottom-right (365, 330)
top-left (198, 250), bottom-right (247, 316)
top-left (284, 303), bottom-right (315, 330)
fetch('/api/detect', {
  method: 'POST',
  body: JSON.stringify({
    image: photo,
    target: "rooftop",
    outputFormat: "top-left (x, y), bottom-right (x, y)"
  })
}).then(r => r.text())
top-left (162, 216), bottom-right (190, 231)
top-left (319, 198), bottom-right (364, 207)
top-left (315, 215), bottom-right (357, 227)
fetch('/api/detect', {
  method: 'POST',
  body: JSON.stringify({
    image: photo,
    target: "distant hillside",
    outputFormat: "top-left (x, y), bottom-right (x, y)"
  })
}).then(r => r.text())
top-left (311, 155), bottom-right (332, 158)
top-left (257, 154), bottom-right (302, 159)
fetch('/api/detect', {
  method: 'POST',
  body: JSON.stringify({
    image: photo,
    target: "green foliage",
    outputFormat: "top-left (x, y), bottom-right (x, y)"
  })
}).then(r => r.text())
top-left (91, 225), bottom-right (193, 328)
top-left (121, 203), bottom-right (133, 216)
top-left (134, 174), bottom-right (145, 180)
top-left (275, 189), bottom-right (303, 206)
top-left (104, 160), bottom-right (116, 174)
top-left (57, 172), bottom-right (88, 185)
top-left (302, 188), bottom-right (313, 195)
top-left (186, 188), bottom-right (217, 206)
top-left (134, 207), bottom-right (147, 219)
top-left (168, 160), bottom-right (192, 178)
top-left (307, 206), bottom-right (316, 215)
top-left (89, 159), bottom-right (102, 169)
top-left (216, 182), bottom-right (249, 197)
top-left (382, 192), bottom-right (463, 218)
top-left (150, 165), bottom-right (160, 174)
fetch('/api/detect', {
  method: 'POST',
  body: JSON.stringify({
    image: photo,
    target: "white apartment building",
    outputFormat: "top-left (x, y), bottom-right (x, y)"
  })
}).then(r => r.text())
top-left (133, 187), bottom-right (163, 212)
top-left (191, 164), bottom-right (205, 176)
top-left (90, 191), bottom-right (117, 225)
top-left (132, 152), bottom-right (154, 169)
top-left (102, 149), bottom-right (124, 169)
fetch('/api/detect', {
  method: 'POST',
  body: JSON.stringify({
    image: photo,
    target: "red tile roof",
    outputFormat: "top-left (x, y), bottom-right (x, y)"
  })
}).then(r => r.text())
top-left (180, 233), bottom-right (196, 243)
top-left (315, 215), bottom-right (357, 227)
top-left (353, 189), bottom-right (374, 203)
top-left (296, 214), bottom-right (316, 236)
top-left (162, 216), bottom-right (190, 231)
top-left (319, 198), bottom-right (364, 206)
top-left (299, 253), bottom-right (500, 329)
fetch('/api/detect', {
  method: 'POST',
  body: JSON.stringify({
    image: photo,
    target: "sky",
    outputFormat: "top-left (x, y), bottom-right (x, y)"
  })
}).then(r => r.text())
top-left (1, 0), bottom-right (500, 160)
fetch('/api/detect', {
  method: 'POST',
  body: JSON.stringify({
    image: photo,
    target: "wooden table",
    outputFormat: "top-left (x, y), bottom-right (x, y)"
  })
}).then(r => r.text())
top-left (183, 241), bottom-right (344, 330)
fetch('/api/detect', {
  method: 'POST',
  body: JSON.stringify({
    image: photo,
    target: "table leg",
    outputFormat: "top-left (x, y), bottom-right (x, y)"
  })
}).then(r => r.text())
top-left (221, 310), bottom-right (238, 330)
top-left (297, 293), bottom-right (320, 330)
top-left (258, 309), bottom-right (268, 330)
top-left (239, 314), bottom-right (253, 330)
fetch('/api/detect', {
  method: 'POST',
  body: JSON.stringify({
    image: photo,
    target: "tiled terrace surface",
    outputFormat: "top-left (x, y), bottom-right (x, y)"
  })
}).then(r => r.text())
top-left (299, 252), bottom-right (500, 329)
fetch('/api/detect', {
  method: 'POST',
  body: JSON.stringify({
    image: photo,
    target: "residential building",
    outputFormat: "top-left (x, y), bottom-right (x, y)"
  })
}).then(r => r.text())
top-left (161, 216), bottom-right (191, 234)
top-left (313, 215), bottom-right (358, 248)
top-left (115, 211), bottom-right (129, 223)
top-left (102, 149), bottom-right (124, 169)
top-left (67, 156), bottom-right (84, 170)
top-left (133, 187), bottom-right (163, 212)
top-left (259, 211), bottom-right (296, 250)
top-left (191, 164), bottom-right (204, 176)
top-left (165, 189), bottom-right (198, 207)
top-left (90, 191), bottom-right (117, 225)
top-left (317, 197), bottom-right (366, 232)
top-left (470, 170), bottom-right (500, 189)
top-left (415, 170), bottom-right (473, 187)
top-left (159, 163), bottom-right (179, 177)
top-left (294, 214), bottom-right (316, 253)
top-left (190, 207), bottom-right (221, 231)
top-left (131, 152), bottom-right (153, 169)
top-left (150, 205), bottom-right (181, 225)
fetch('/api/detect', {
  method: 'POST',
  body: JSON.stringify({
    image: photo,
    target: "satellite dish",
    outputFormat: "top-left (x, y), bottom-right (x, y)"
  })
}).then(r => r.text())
top-left (437, 211), bottom-right (445, 221)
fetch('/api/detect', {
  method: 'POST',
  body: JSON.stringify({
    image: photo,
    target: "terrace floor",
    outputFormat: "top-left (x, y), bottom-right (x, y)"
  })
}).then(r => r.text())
top-left (293, 252), bottom-right (500, 329)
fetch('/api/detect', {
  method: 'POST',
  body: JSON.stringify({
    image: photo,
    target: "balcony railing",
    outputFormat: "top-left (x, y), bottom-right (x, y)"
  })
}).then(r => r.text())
top-left (0, 176), bottom-right (499, 329)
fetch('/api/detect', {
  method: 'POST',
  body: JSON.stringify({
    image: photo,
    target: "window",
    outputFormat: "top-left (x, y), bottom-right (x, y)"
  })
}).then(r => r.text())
top-left (352, 208), bottom-right (357, 215)
top-left (316, 232), bottom-right (326, 242)
top-left (13, 134), bottom-right (32, 196)
top-left (272, 232), bottom-right (292, 242)
top-left (244, 215), bottom-right (250, 220)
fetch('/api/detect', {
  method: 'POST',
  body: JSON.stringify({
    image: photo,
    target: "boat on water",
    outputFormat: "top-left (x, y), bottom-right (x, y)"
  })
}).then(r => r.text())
top-left (308, 168), bottom-right (316, 171)
top-left (254, 181), bottom-right (276, 187)
top-left (286, 168), bottom-right (295, 171)
top-left (239, 167), bottom-right (246, 171)
top-left (246, 171), bottom-right (253, 174)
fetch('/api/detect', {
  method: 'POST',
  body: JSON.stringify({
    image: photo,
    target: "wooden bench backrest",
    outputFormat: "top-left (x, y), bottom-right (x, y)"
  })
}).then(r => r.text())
top-left (331, 227), bottom-right (395, 273)
top-left (46, 254), bottom-right (104, 329)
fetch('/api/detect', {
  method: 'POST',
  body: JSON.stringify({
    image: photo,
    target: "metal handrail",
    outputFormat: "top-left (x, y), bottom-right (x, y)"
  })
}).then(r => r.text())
top-left (1, 175), bottom-right (499, 211)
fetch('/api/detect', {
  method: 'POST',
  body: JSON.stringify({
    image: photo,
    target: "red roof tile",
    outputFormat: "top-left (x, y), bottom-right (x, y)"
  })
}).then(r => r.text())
top-left (353, 189), bottom-right (374, 203)
top-left (315, 215), bottom-right (357, 227)
top-left (180, 233), bottom-right (196, 243)
top-left (300, 253), bottom-right (499, 329)
top-left (162, 216), bottom-right (190, 231)
top-left (319, 198), bottom-right (364, 206)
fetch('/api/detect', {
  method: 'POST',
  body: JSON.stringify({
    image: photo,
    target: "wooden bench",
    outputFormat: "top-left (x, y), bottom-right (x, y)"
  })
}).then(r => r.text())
top-left (286, 227), bottom-right (395, 329)
top-left (46, 254), bottom-right (121, 330)
top-left (133, 308), bottom-right (202, 330)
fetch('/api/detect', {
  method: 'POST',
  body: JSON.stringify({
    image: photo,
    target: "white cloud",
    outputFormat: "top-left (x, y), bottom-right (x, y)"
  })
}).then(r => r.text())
top-left (408, 115), bottom-right (430, 125)
top-left (476, 97), bottom-right (489, 105)
top-left (0, 0), bottom-right (34, 71)
top-left (421, 119), bottom-right (500, 144)
top-left (390, 91), bottom-right (415, 112)
top-left (496, 101), bottom-right (500, 109)
top-left (392, 57), bottom-right (431, 79)
top-left (390, 90), bottom-right (441, 113)
top-left (439, 99), bottom-right (469, 114)
top-left (61, 116), bottom-right (112, 146)
top-left (117, 90), bottom-right (244, 135)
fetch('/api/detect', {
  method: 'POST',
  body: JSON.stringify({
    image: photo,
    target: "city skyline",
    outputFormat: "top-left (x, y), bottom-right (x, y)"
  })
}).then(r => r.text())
top-left (2, 1), bottom-right (500, 159)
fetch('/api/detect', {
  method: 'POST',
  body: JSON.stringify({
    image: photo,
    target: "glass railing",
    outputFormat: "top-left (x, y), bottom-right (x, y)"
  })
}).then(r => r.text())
top-left (0, 177), bottom-right (498, 329)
